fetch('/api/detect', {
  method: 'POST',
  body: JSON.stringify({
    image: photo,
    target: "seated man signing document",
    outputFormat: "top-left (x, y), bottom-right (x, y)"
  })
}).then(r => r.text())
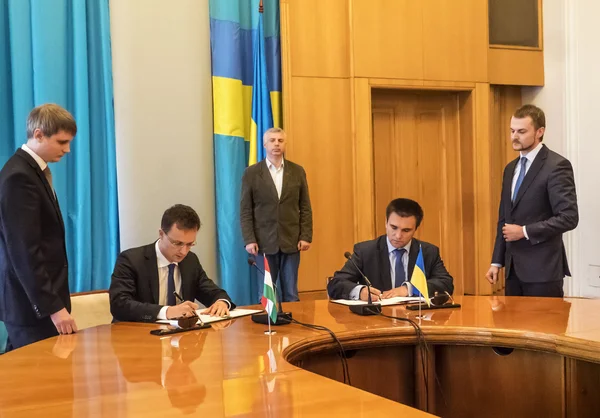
top-left (327, 198), bottom-right (454, 301)
top-left (110, 204), bottom-right (235, 322)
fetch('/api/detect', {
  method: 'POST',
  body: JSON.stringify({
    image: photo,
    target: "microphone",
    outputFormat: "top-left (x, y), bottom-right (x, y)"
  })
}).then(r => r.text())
top-left (343, 252), bottom-right (381, 316)
top-left (248, 257), bottom-right (292, 325)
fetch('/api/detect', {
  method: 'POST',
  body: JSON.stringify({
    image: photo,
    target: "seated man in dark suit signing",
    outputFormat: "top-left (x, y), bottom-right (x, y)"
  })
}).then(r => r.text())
top-left (110, 204), bottom-right (235, 322)
top-left (328, 198), bottom-right (454, 301)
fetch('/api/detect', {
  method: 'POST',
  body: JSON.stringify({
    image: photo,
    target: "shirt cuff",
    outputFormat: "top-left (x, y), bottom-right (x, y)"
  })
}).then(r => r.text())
top-left (523, 226), bottom-right (529, 240)
top-left (349, 285), bottom-right (365, 300)
top-left (491, 263), bottom-right (503, 268)
top-left (157, 306), bottom-right (168, 320)
top-left (217, 299), bottom-right (232, 309)
top-left (402, 281), bottom-right (413, 297)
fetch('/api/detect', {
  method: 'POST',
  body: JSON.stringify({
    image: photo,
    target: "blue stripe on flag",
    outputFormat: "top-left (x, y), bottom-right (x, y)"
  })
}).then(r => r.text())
top-left (213, 134), bottom-right (257, 306)
top-left (210, 19), bottom-right (280, 91)
top-left (209, 0), bottom-right (280, 37)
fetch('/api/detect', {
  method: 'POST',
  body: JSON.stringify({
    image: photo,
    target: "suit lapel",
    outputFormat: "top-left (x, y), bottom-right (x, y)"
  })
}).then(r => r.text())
top-left (144, 245), bottom-right (161, 304)
top-left (512, 145), bottom-right (548, 210)
top-left (281, 160), bottom-right (292, 201)
top-left (504, 158), bottom-right (517, 199)
top-left (179, 255), bottom-right (195, 301)
top-left (407, 239), bottom-right (419, 280)
top-left (259, 160), bottom-right (279, 201)
top-left (16, 149), bottom-right (65, 231)
top-left (377, 237), bottom-right (392, 291)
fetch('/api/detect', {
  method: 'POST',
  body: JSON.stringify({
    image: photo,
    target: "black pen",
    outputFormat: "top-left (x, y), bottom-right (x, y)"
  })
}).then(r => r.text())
top-left (173, 291), bottom-right (203, 325)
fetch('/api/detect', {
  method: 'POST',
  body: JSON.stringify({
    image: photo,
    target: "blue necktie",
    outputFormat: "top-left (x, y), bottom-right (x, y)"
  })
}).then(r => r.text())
top-left (167, 263), bottom-right (176, 306)
top-left (512, 157), bottom-right (528, 201)
top-left (394, 248), bottom-right (406, 288)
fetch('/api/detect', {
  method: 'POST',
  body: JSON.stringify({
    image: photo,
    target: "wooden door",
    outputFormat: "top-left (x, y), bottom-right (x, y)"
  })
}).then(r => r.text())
top-left (372, 90), bottom-right (464, 295)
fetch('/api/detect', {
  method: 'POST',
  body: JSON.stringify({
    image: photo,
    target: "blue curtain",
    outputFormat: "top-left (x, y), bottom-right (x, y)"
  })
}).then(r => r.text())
top-left (0, 0), bottom-right (119, 299)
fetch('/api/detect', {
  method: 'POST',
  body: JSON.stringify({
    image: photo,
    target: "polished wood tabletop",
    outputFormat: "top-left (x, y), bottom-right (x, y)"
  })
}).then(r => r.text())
top-left (0, 296), bottom-right (599, 417)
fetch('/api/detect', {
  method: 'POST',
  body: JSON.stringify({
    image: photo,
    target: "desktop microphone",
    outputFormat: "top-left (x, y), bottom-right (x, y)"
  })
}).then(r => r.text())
top-left (247, 257), bottom-right (292, 325)
top-left (343, 252), bottom-right (381, 316)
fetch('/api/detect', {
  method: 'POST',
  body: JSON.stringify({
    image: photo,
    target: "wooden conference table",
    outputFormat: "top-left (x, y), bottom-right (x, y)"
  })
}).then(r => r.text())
top-left (0, 296), bottom-right (599, 417)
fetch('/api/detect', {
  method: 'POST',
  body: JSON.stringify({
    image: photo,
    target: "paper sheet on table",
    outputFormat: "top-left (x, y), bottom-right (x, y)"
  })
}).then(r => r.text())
top-left (156, 308), bottom-right (262, 326)
top-left (331, 296), bottom-right (423, 306)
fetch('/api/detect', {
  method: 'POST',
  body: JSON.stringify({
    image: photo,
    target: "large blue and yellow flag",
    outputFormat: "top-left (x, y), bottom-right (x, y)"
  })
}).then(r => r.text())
top-left (249, 3), bottom-right (273, 165)
top-left (210, 0), bottom-right (281, 306)
top-left (411, 245), bottom-right (431, 306)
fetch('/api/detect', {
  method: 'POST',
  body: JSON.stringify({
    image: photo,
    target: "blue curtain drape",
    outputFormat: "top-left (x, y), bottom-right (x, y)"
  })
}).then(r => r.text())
top-left (0, 0), bottom-right (119, 296)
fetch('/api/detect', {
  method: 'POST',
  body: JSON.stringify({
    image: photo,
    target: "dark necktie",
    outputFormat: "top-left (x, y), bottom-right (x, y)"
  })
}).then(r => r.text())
top-left (394, 248), bottom-right (406, 288)
top-left (167, 263), bottom-right (176, 306)
top-left (512, 157), bottom-right (528, 201)
top-left (43, 166), bottom-right (55, 198)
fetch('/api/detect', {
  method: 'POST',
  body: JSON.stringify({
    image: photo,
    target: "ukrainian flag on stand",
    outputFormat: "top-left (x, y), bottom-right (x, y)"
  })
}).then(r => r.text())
top-left (209, 0), bottom-right (281, 306)
top-left (411, 245), bottom-right (431, 306)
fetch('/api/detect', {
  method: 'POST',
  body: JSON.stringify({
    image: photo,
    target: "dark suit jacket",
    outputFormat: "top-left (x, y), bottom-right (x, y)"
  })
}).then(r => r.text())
top-left (109, 243), bottom-right (235, 322)
top-left (327, 236), bottom-right (454, 300)
top-left (0, 149), bottom-right (70, 326)
top-left (492, 145), bottom-right (578, 283)
top-left (240, 159), bottom-right (312, 254)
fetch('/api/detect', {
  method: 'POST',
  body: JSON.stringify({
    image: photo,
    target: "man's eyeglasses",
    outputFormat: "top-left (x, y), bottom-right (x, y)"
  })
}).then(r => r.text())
top-left (162, 230), bottom-right (196, 249)
top-left (430, 291), bottom-right (455, 307)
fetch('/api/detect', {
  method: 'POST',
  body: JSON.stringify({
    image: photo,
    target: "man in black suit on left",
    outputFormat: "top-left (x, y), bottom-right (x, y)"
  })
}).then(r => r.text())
top-left (0, 104), bottom-right (78, 351)
top-left (110, 204), bottom-right (235, 322)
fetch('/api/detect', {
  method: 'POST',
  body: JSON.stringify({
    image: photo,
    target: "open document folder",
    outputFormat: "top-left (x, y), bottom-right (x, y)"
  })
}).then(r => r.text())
top-left (331, 296), bottom-right (423, 307)
top-left (156, 308), bottom-right (262, 327)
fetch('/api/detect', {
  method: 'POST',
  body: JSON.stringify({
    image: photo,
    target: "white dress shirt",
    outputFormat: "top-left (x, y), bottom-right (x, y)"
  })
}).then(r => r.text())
top-left (266, 158), bottom-right (284, 199)
top-left (491, 142), bottom-right (544, 268)
top-left (156, 241), bottom-right (182, 320)
top-left (349, 238), bottom-right (414, 300)
top-left (155, 241), bottom-right (231, 320)
top-left (21, 144), bottom-right (47, 171)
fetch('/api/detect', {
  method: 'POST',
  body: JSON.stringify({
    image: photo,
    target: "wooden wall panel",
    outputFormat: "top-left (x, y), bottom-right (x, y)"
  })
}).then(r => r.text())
top-left (472, 83), bottom-right (495, 295)
top-left (297, 346), bottom-right (416, 406)
top-left (286, 0), bottom-right (350, 77)
top-left (353, 78), bottom-right (375, 242)
top-left (434, 345), bottom-right (564, 418)
top-left (458, 92), bottom-right (475, 295)
top-left (352, 0), bottom-right (423, 80)
top-left (422, 0), bottom-right (488, 82)
top-left (489, 86), bottom-right (522, 294)
top-left (288, 77), bottom-right (354, 291)
top-left (566, 358), bottom-right (600, 418)
top-left (489, 48), bottom-right (544, 86)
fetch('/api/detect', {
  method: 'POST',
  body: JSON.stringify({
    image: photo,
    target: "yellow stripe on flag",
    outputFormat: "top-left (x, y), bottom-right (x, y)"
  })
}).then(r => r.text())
top-left (270, 91), bottom-right (282, 128)
top-left (411, 265), bottom-right (430, 306)
top-left (249, 119), bottom-right (258, 165)
top-left (212, 76), bottom-right (253, 139)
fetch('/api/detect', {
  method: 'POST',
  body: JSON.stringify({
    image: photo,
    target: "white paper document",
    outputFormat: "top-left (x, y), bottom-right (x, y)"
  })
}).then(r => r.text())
top-left (331, 296), bottom-right (423, 307)
top-left (156, 308), bottom-right (262, 327)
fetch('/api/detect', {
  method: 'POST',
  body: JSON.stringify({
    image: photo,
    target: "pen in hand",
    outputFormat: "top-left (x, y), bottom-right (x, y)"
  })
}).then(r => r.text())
top-left (173, 291), bottom-right (203, 326)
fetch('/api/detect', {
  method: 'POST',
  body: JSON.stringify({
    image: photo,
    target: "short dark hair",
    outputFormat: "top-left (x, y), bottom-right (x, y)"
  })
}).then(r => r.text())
top-left (385, 198), bottom-right (424, 228)
top-left (26, 103), bottom-right (77, 138)
top-left (161, 204), bottom-right (201, 233)
top-left (513, 104), bottom-right (545, 140)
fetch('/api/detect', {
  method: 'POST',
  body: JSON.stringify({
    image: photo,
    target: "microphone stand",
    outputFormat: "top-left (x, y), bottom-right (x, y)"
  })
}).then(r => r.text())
top-left (344, 252), bottom-right (381, 316)
top-left (249, 257), bottom-right (292, 325)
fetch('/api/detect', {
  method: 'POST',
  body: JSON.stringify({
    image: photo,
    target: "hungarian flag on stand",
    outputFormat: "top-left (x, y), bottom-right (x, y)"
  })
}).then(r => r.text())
top-left (261, 256), bottom-right (278, 323)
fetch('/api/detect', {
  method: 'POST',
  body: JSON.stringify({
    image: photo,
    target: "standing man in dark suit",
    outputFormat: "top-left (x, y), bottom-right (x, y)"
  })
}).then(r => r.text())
top-left (0, 104), bottom-right (78, 351)
top-left (240, 127), bottom-right (313, 303)
top-left (327, 198), bottom-right (453, 301)
top-left (486, 104), bottom-right (578, 297)
top-left (110, 204), bottom-right (235, 322)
